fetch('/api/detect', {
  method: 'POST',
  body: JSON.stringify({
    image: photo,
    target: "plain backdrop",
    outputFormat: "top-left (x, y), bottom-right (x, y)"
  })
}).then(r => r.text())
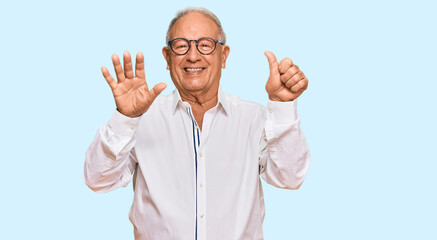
top-left (1, 0), bottom-right (436, 239)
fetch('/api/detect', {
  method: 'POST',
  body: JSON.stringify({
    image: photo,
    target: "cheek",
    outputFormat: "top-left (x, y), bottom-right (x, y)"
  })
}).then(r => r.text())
top-left (168, 61), bottom-right (179, 73)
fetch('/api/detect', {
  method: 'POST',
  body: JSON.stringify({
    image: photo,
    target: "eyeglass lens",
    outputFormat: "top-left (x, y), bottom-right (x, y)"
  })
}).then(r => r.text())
top-left (171, 38), bottom-right (216, 55)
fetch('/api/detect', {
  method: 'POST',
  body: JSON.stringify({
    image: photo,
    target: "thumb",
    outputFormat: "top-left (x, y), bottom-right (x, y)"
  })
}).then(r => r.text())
top-left (264, 51), bottom-right (279, 78)
top-left (149, 82), bottom-right (167, 100)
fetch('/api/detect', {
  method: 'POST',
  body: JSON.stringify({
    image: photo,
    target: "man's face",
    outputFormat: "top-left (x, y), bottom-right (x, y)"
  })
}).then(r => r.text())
top-left (163, 13), bottom-right (230, 97)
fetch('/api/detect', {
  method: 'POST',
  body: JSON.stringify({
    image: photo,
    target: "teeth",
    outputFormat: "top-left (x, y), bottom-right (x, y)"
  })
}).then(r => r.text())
top-left (185, 68), bottom-right (203, 72)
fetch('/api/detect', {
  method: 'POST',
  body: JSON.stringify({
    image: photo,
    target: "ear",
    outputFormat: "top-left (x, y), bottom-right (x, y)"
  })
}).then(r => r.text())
top-left (162, 46), bottom-right (171, 70)
top-left (221, 45), bottom-right (230, 69)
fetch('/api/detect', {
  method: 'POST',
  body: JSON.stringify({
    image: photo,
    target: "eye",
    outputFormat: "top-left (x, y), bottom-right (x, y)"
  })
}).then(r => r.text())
top-left (171, 39), bottom-right (190, 53)
top-left (198, 39), bottom-right (214, 50)
top-left (175, 44), bottom-right (188, 50)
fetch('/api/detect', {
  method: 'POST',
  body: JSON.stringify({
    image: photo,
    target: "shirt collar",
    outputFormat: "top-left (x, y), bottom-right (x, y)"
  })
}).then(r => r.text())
top-left (171, 89), bottom-right (182, 114)
top-left (217, 87), bottom-right (230, 116)
top-left (171, 87), bottom-right (230, 116)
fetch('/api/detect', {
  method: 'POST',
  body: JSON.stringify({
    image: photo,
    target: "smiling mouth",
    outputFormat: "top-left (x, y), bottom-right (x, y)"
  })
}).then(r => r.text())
top-left (184, 68), bottom-right (205, 73)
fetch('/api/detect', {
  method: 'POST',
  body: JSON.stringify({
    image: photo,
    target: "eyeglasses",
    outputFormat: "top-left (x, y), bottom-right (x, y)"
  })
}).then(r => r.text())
top-left (168, 37), bottom-right (224, 55)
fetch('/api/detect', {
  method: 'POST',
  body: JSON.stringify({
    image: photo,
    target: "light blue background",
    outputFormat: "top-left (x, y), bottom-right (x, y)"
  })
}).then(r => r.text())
top-left (1, 0), bottom-right (436, 239)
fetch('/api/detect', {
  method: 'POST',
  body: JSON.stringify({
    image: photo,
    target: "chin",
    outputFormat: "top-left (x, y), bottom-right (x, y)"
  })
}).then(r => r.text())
top-left (181, 80), bottom-right (208, 92)
top-left (183, 85), bottom-right (207, 93)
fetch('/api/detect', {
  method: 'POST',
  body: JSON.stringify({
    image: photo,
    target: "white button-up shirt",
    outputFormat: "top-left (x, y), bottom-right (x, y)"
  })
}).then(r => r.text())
top-left (85, 88), bottom-right (310, 240)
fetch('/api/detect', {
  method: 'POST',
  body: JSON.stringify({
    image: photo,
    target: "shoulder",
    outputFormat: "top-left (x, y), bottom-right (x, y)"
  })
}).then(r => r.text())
top-left (151, 92), bottom-right (173, 105)
top-left (140, 91), bottom-right (175, 118)
top-left (221, 92), bottom-right (267, 122)
top-left (220, 91), bottom-right (267, 135)
top-left (222, 91), bottom-right (265, 111)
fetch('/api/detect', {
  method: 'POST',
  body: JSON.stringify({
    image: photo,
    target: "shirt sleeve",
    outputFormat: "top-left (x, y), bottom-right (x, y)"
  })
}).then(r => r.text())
top-left (259, 100), bottom-right (311, 189)
top-left (84, 110), bottom-right (140, 193)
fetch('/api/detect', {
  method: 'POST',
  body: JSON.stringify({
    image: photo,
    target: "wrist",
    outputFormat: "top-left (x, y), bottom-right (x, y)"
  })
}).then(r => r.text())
top-left (116, 108), bottom-right (142, 118)
top-left (268, 95), bottom-right (295, 102)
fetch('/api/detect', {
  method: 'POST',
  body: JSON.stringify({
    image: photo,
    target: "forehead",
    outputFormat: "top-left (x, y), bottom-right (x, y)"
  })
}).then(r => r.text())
top-left (171, 13), bottom-right (220, 40)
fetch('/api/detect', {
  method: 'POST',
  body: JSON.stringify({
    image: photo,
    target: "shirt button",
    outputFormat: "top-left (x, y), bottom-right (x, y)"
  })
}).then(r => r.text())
top-left (269, 108), bottom-right (273, 113)
top-left (200, 213), bottom-right (204, 218)
top-left (130, 125), bottom-right (135, 130)
top-left (200, 183), bottom-right (203, 188)
top-left (199, 152), bottom-right (203, 157)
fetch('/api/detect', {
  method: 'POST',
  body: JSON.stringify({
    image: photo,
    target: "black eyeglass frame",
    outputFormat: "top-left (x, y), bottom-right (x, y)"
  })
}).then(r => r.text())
top-left (167, 37), bottom-right (224, 55)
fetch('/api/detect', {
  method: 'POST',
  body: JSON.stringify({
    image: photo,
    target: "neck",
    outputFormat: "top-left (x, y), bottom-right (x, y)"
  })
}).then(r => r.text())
top-left (179, 88), bottom-right (219, 130)
top-left (179, 86), bottom-right (219, 111)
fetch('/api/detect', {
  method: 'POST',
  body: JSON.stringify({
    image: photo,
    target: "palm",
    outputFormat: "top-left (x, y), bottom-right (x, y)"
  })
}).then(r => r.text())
top-left (102, 52), bottom-right (166, 118)
top-left (112, 75), bottom-right (151, 117)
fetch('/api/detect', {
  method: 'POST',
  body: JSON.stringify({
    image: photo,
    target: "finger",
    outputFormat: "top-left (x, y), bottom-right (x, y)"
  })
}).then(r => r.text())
top-left (101, 66), bottom-right (117, 90)
top-left (280, 65), bottom-right (300, 84)
top-left (148, 82), bottom-right (167, 100)
top-left (290, 78), bottom-right (308, 93)
top-left (264, 51), bottom-right (279, 77)
top-left (284, 71), bottom-right (304, 88)
top-left (278, 58), bottom-right (293, 75)
top-left (135, 52), bottom-right (148, 90)
top-left (293, 88), bottom-right (306, 99)
top-left (123, 51), bottom-right (134, 79)
top-left (112, 54), bottom-right (126, 83)
top-left (135, 52), bottom-right (146, 79)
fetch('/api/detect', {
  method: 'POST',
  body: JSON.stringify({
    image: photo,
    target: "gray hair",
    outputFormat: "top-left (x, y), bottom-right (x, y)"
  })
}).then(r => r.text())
top-left (166, 7), bottom-right (226, 44)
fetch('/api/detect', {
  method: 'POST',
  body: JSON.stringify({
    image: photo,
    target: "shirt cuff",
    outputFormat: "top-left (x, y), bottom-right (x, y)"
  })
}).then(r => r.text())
top-left (267, 100), bottom-right (298, 123)
top-left (107, 110), bottom-right (141, 136)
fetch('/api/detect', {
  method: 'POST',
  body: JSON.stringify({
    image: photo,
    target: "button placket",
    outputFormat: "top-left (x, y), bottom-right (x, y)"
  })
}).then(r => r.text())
top-left (197, 147), bottom-right (206, 239)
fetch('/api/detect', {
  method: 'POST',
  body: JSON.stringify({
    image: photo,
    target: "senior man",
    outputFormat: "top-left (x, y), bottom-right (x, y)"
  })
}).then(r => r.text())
top-left (85, 7), bottom-right (310, 240)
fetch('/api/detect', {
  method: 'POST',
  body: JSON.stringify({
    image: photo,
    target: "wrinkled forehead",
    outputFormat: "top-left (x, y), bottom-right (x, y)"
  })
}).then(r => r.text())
top-left (170, 13), bottom-right (221, 40)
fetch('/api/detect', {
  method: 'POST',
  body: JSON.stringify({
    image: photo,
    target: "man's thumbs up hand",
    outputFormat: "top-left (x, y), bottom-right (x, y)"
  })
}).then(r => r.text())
top-left (264, 51), bottom-right (308, 102)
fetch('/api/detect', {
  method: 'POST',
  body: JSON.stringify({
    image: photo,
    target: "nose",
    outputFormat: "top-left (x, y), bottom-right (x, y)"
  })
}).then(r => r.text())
top-left (186, 40), bottom-right (201, 62)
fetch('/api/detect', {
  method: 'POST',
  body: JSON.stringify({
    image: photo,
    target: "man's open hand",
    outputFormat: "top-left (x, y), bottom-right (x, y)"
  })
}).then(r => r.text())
top-left (102, 51), bottom-right (167, 118)
top-left (264, 51), bottom-right (308, 102)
